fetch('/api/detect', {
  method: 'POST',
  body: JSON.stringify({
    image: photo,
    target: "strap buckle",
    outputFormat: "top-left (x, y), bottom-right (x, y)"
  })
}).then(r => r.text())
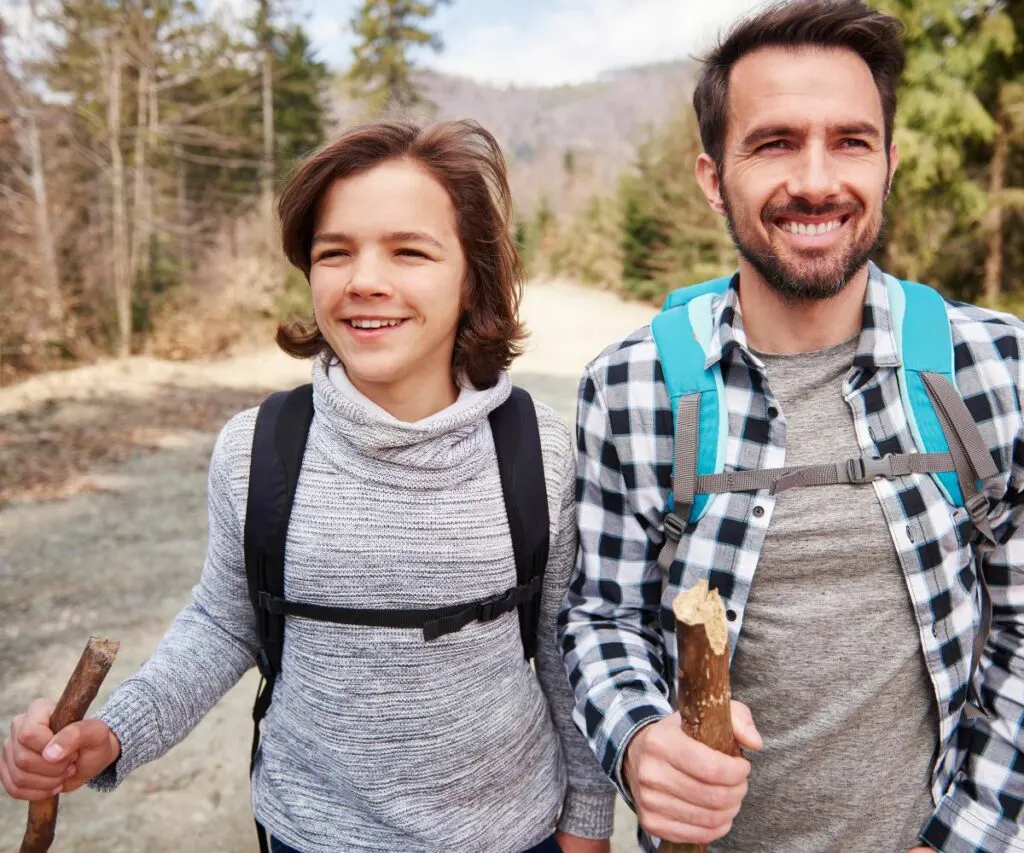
top-left (846, 455), bottom-right (895, 484)
top-left (479, 588), bottom-right (516, 622)
top-left (663, 511), bottom-right (685, 542)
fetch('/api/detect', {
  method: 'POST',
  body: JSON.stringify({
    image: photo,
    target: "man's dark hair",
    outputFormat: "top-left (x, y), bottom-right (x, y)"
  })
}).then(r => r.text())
top-left (693, 0), bottom-right (906, 172)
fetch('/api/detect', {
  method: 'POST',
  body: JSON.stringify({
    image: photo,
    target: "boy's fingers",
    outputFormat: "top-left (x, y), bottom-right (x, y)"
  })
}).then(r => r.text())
top-left (44, 719), bottom-right (111, 762)
top-left (24, 698), bottom-right (57, 728)
top-left (15, 717), bottom-right (57, 754)
top-left (0, 760), bottom-right (62, 801)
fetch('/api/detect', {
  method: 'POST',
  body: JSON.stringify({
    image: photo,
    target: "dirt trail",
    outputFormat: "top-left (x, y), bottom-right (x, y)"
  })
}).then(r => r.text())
top-left (0, 280), bottom-right (655, 852)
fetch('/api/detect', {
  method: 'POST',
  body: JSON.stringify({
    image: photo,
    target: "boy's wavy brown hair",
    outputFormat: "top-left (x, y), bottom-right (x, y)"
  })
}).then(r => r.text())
top-left (276, 119), bottom-right (526, 389)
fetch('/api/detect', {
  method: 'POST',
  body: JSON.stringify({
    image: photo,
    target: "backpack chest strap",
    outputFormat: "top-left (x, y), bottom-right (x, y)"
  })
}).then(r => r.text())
top-left (254, 575), bottom-right (544, 644)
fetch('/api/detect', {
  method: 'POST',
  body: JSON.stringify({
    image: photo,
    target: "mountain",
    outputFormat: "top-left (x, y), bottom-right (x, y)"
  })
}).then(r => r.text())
top-left (327, 60), bottom-right (698, 218)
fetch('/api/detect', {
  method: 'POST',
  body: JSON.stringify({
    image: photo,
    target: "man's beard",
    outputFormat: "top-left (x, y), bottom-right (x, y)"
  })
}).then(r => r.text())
top-left (722, 190), bottom-right (886, 303)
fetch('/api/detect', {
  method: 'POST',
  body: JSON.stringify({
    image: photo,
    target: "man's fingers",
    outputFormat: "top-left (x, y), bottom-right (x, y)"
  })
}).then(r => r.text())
top-left (636, 785), bottom-right (741, 829)
top-left (637, 761), bottom-right (749, 813)
top-left (661, 731), bottom-right (751, 786)
top-left (730, 700), bottom-right (763, 751)
top-left (43, 719), bottom-right (111, 763)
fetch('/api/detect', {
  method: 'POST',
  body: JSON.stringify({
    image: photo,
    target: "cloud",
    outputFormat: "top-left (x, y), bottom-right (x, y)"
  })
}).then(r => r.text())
top-left (429, 0), bottom-right (771, 87)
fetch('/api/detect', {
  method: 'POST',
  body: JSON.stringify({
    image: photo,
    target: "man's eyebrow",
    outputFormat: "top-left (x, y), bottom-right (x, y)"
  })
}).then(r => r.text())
top-left (833, 122), bottom-right (882, 139)
top-left (740, 126), bottom-right (799, 148)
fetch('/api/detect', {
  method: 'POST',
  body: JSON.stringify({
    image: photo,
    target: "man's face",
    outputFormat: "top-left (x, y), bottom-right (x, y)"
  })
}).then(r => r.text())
top-left (709, 46), bottom-right (897, 301)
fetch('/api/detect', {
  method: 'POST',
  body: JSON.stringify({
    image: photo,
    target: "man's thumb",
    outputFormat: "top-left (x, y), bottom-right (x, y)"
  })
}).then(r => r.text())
top-left (730, 700), bottom-right (763, 751)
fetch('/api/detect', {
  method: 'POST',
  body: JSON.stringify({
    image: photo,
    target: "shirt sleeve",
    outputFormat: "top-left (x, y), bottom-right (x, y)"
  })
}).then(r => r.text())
top-left (557, 367), bottom-right (674, 802)
top-left (921, 425), bottom-right (1024, 852)
top-left (88, 413), bottom-right (260, 791)
top-left (533, 412), bottom-right (617, 839)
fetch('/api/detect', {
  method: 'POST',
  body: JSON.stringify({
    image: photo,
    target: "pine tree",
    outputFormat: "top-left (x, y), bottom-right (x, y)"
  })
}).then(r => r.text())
top-left (346, 0), bottom-right (450, 116)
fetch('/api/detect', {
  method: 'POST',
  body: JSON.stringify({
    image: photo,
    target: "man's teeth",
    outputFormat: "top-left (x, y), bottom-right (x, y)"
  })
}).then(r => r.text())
top-left (350, 319), bottom-right (403, 329)
top-left (781, 219), bottom-right (843, 236)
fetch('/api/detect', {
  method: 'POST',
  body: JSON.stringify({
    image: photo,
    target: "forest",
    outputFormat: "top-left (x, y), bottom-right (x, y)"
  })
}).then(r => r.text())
top-left (1, 0), bottom-right (1021, 383)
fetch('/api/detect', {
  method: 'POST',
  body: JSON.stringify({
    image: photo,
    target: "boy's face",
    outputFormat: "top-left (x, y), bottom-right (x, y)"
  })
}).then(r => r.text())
top-left (308, 159), bottom-right (466, 404)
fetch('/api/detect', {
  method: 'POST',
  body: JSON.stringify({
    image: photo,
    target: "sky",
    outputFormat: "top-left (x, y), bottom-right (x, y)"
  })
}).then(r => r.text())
top-left (297, 0), bottom-right (772, 87)
top-left (1, 0), bottom-right (772, 86)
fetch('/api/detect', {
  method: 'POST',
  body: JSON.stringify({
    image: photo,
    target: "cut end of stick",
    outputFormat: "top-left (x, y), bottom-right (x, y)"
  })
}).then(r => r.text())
top-left (672, 580), bottom-right (729, 656)
top-left (86, 636), bottom-right (120, 664)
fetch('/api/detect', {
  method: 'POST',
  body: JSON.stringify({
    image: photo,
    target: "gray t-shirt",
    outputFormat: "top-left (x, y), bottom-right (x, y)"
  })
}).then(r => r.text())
top-left (720, 336), bottom-right (939, 853)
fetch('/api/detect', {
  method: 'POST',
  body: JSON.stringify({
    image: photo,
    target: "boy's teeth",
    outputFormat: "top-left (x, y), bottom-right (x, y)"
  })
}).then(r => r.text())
top-left (350, 319), bottom-right (402, 329)
top-left (782, 219), bottom-right (842, 235)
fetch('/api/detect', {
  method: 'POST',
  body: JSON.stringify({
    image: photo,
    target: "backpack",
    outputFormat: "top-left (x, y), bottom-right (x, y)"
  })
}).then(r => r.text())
top-left (241, 383), bottom-right (549, 853)
top-left (651, 274), bottom-right (999, 702)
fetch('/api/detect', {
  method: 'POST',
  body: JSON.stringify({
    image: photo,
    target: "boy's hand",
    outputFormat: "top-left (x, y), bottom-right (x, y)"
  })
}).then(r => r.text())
top-left (1, 698), bottom-right (120, 800)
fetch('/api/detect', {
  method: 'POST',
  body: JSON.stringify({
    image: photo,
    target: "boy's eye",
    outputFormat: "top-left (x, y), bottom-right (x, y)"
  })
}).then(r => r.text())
top-left (397, 248), bottom-right (428, 258)
top-left (316, 249), bottom-right (348, 261)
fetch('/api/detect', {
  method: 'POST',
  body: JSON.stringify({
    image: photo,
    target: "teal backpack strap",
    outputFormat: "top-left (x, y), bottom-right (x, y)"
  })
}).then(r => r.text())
top-left (888, 276), bottom-right (964, 506)
top-left (651, 276), bottom-right (732, 571)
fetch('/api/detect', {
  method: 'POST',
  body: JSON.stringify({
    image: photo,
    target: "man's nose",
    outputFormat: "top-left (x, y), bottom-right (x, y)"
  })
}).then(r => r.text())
top-left (786, 144), bottom-right (841, 206)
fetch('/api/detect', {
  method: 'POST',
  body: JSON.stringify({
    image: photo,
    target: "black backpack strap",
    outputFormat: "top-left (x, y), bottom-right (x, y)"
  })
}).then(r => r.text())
top-left (489, 386), bottom-right (550, 660)
top-left (242, 383), bottom-right (314, 853)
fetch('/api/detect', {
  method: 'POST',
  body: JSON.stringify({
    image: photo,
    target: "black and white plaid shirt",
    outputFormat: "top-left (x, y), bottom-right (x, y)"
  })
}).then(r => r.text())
top-left (559, 263), bottom-right (1024, 852)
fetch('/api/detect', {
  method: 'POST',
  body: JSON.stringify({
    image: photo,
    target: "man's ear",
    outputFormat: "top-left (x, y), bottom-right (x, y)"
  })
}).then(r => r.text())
top-left (695, 153), bottom-right (726, 216)
top-left (885, 140), bottom-right (899, 198)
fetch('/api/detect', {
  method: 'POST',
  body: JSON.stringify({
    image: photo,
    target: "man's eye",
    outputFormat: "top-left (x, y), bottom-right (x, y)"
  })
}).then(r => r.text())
top-left (840, 138), bottom-right (870, 149)
top-left (757, 140), bottom-right (789, 152)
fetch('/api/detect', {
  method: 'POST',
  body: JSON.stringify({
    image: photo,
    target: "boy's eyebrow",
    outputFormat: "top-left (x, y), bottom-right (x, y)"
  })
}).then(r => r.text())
top-left (312, 230), bottom-right (444, 251)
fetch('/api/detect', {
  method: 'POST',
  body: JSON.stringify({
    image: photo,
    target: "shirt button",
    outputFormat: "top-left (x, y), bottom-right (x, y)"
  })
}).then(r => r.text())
top-left (767, 406), bottom-right (779, 419)
top-left (726, 609), bottom-right (738, 622)
top-left (753, 505), bottom-right (765, 518)
top-left (931, 623), bottom-right (939, 637)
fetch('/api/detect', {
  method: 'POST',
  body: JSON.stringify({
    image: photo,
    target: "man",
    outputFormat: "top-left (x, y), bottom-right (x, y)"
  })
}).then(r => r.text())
top-left (558, 1), bottom-right (1024, 851)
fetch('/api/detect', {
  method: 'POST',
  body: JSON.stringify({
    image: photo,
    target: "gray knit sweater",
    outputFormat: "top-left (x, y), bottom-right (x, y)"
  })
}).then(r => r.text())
top-left (89, 357), bottom-right (615, 852)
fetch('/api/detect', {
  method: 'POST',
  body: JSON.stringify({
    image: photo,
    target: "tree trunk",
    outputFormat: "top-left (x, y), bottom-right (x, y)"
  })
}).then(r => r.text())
top-left (259, 0), bottom-right (275, 249)
top-left (983, 99), bottom-right (1009, 304)
top-left (26, 108), bottom-right (64, 334)
top-left (662, 581), bottom-right (740, 853)
top-left (107, 38), bottom-right (130, 358)
top-left (129, 61), bottom-right (149, 282)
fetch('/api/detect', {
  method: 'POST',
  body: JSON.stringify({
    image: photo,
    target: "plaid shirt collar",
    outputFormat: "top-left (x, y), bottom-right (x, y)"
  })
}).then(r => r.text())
top-left (705, 261), bottom-right (901, 372)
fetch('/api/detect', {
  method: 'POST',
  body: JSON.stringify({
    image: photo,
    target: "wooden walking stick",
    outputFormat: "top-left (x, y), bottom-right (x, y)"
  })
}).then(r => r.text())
top-left (20, 635), bottom-right (119, 853)
top-left (661, 581), bottom-right (740, 853)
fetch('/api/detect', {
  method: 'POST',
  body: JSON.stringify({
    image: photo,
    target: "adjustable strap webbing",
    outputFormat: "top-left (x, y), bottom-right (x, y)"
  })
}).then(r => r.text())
top-left (255, 575), bottom-right (545, 642)
top-left (921, 373), bottom-right (1000, 706)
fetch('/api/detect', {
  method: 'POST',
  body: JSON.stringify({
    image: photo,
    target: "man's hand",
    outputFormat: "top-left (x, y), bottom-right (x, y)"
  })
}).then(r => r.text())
top-left (1, 698), bottom-right (121, 800)
top-left (553, 831), bottom-right (610, 852)
top-left (623, 700), bottom-right (762, 846)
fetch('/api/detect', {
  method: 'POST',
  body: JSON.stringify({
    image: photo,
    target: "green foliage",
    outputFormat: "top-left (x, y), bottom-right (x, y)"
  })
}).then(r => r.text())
top-left (550, 193), bottom-right (623, 288)
top-left (346, 0), bottom-right (450, 115)
top-left (871, 0), bottom-right (1021, 296)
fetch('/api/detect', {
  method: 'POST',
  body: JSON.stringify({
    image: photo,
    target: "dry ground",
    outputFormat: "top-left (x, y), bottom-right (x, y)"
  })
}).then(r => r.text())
top-left (0, 280), bottom-right (656, 852)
